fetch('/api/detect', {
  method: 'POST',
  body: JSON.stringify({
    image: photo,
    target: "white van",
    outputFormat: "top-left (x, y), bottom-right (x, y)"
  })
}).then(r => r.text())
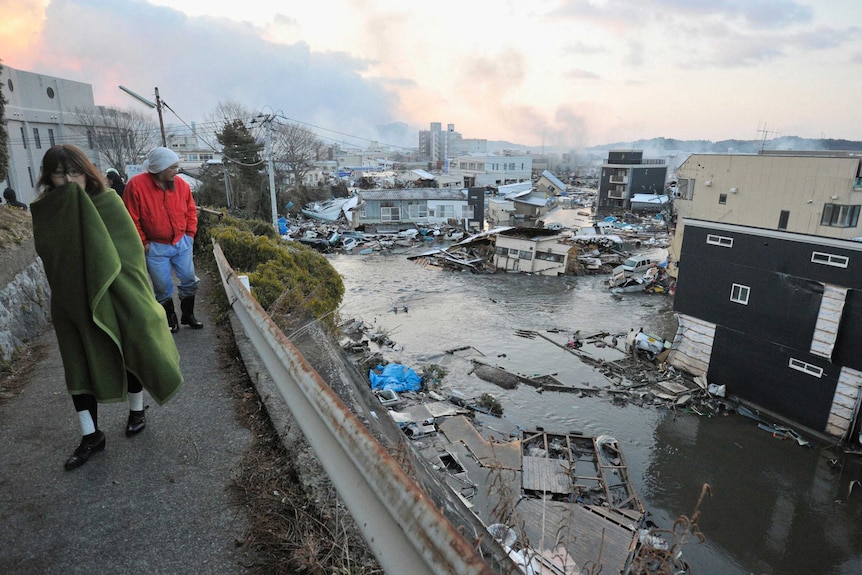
top-left (608, 256), bottom-right (659, 287)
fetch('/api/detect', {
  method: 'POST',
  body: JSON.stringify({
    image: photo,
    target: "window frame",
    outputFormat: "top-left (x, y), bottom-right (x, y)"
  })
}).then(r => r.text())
top-left (788, 358), bottom-right (823, 378)
top-left (706, 234), bottom-right (733, 248)
top-left (811, 251), bottom-right (849, 268)
top-left (730, 283), bottom-right (750, 305)
top-left (821, 203), bottom-right (861, 228)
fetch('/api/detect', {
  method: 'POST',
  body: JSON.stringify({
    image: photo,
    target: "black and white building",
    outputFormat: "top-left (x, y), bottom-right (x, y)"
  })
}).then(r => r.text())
top-left (668, 151), bottom-right (862, 441)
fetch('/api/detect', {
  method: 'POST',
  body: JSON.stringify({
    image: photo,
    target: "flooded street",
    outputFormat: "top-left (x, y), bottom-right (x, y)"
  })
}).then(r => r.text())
top-left (329, 250), bottom-right (862, 575)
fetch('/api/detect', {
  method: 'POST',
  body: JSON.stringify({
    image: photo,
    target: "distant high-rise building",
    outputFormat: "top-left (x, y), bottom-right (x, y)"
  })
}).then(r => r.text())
top-left (418, 122), bottom-right (486, 168)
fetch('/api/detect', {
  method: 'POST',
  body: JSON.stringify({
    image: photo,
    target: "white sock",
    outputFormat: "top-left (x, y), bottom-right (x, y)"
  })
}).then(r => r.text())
top-left (77, 410), bottom-right (96, 436)
top-left (128, 391), bottom-right (144, 412)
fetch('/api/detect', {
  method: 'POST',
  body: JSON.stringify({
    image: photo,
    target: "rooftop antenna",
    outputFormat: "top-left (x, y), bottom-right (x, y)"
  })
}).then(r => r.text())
top-left (756, 122), bottom-right (779, 152)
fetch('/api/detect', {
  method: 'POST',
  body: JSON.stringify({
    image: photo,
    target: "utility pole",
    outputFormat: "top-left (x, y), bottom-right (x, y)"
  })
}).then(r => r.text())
top-left (257, 114), bottom-right (278, 231)
top-left (154, 87), bottom-right (166, 147)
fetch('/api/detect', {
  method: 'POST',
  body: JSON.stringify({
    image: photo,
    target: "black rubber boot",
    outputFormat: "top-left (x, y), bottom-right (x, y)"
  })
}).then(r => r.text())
top-left (180, 296), bottom-right (204, 329)
top-left (162, 299), bottom-right (179, 333)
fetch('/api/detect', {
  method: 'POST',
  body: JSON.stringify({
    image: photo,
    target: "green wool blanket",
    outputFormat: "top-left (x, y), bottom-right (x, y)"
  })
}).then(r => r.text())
top-left (31, 184), bottom-right (183, 404)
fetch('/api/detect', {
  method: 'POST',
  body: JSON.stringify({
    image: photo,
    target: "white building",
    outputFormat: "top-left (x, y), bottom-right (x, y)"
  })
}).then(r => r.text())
top-left (448, 152), bottom-right (533, 188)
top-left (493, 229), bottom-right (572, 276)
top-left (1, 65), bottom-right (105, 204)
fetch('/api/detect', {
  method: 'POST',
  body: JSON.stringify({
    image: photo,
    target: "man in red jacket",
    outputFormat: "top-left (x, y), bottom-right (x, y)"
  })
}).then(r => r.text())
top-left (124, 147), bottom-right (203, 332)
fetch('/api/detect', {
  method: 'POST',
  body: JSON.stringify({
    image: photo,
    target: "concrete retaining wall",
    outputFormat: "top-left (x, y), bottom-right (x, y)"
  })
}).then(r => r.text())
top-left (0, 238), bottom-right (50, 364)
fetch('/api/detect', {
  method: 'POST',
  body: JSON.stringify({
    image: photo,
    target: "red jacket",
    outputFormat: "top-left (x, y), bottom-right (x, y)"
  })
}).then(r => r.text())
top-left (124, 172), bottom-right (198, 247)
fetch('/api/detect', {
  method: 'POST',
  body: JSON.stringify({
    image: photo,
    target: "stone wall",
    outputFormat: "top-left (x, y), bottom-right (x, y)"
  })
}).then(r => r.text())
top-left (0, 238), bottom-right (50, 364)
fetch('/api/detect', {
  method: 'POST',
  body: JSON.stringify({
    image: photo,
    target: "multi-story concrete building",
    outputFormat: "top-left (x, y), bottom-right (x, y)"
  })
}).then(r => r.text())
top-left (596, 150), bottom-right (667, 216)
top-left (1, 65), bottom-right (105, 204)
top-left (447, 152), bottom-right (532, 188)
top-left (668, 151), bottom-right (862, 443)
top-left (418, 122), bottom-right (486, 169)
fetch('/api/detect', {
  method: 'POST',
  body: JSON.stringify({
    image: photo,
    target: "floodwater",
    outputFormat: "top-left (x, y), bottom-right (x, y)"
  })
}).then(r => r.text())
top-left (329, 249), bottom-right (862, 575)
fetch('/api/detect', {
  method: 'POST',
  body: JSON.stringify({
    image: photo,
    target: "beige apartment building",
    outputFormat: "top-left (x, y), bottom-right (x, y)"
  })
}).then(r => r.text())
top-left (669, 151), bottom-right (862, 275)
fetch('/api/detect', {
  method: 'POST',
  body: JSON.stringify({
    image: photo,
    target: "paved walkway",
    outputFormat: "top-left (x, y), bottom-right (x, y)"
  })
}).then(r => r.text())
top-left (0, 276), bottom-right (252, 574)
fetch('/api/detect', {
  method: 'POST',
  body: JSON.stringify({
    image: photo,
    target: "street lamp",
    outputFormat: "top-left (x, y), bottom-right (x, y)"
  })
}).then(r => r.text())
top-left (119, 85), bottom-right (167, 146)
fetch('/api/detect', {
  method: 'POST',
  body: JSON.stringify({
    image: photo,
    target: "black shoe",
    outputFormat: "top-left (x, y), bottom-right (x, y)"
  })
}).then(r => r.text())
top-left (180, 296), bottom-right (204, 329)
top-left (126, 409), bottom-right (147, 437)
top-left (64, 431), bottom-right (106, 471)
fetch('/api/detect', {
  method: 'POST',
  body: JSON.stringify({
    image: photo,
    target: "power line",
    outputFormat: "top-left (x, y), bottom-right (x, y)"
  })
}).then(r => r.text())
top-left (160, 100), bottom-right (264, 168)
top-left (275, 113), bottom-right (417, 152)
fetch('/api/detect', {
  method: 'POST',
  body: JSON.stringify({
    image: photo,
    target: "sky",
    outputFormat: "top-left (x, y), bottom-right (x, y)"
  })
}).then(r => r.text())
top-left (1, 0), bottom-right (861, 150)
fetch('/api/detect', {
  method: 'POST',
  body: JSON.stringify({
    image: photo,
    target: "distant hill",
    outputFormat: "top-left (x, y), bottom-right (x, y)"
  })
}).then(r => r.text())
top-left (588, 136), bottom-right (862, 155)
top-left (371, 126), bottom-right (862, 157)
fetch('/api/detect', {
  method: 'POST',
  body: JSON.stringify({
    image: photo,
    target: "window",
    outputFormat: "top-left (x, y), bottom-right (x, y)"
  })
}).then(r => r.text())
top-left (719, 194), bottom-right (727, 205)
top-left (778, 210), bottom-right (789, 230)
top-left (535, 252), bottom-right (564, 263)
top-left (508, 248), bottom-right (519, 256)
top-left (821, 204), bottom-right (860, 228)
top-left (48, 128), bottom-right (55, 146)
top-left (677, 178), bottom-right (694, 200)
top-left (20, 127), bottom-right (27, 149)
top-left (407, 203), bottom-right (428, 218)
top-left (706, 234), bottom-right (733, 247)
top-left (437, 204), bottom-right (455, 219)
top-left (380, 203), bottom-right (401, 222)
top-left (462, 205), bottom-right (474, 219)
top-left (730, 283), bottom-right (750, 305)
top-left (788, 358), bottom-right (823, 378)
top-left (495, 246), bottom-right (507, 256)
top-left (811, 251), bottom-right (849, 268)
top-left (518, 250), bottom-right (533, 260)
top-left (33, 128), bottom-right (41, 149)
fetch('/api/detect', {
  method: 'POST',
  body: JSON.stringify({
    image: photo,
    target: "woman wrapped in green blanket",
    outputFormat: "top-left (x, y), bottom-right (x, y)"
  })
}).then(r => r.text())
top-left (33, 145), bottom-right (184, 470)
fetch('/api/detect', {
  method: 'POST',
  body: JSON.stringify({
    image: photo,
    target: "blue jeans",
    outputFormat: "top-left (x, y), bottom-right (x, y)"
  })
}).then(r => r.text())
top-left (146, 234), bottom-right (200, 303)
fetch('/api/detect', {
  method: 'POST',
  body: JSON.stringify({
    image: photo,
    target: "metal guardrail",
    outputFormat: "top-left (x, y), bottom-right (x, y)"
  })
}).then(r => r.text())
top-left (213, 242), bottom-right (498, 575)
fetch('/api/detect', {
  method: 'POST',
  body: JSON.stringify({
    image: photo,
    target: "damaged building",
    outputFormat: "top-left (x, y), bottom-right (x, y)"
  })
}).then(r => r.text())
top-left (668, 151), bottom-right (862, 443)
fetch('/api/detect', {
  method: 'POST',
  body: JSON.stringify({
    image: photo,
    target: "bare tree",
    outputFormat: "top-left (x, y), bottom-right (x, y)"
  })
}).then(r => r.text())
top-left (204, 100), bottom-right (254, 129)
top-left (73, 106), bottom-right (159, 177)
top-left (272, 122), bottom-right (323, 191)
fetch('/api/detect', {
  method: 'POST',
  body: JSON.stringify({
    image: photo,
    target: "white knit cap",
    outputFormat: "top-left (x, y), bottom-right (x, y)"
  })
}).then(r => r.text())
top-left (144, 147), bottom-right (180, 173)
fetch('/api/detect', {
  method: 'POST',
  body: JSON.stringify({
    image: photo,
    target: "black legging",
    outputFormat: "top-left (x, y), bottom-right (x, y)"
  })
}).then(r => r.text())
top-left (71, 373), bottom-right (143, 431)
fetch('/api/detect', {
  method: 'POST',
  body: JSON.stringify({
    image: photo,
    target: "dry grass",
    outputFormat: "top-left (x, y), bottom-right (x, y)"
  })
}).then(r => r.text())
top-left (200, 263), bottom-right (382, 575)
top-left (0, 205), bottom-right (32, 250)
top-left (0, 342), bottom-right (46, 403)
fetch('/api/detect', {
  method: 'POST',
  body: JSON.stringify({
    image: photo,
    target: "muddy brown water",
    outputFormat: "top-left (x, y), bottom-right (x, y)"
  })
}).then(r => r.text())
top-left (330, 250), bottom-right (862, 575)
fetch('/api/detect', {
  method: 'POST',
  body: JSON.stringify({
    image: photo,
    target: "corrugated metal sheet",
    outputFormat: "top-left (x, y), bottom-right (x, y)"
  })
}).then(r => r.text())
top-left (810, 284), bottom-right (848, 359)
top-left (668, 313), bottom-right (716, 376)
top-left (826, 366), bottom-right (862, 439)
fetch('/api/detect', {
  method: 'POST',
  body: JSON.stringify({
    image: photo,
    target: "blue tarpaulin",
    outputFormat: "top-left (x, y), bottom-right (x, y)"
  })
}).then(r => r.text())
top-left (369, 363), bottom-right (422, 392)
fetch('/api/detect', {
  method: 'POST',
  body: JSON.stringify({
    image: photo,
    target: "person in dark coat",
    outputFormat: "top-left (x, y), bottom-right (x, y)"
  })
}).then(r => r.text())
top-left (3, 187), bottom-right (28, 211)
top-left (105, 168), bottom-right (126, 198)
